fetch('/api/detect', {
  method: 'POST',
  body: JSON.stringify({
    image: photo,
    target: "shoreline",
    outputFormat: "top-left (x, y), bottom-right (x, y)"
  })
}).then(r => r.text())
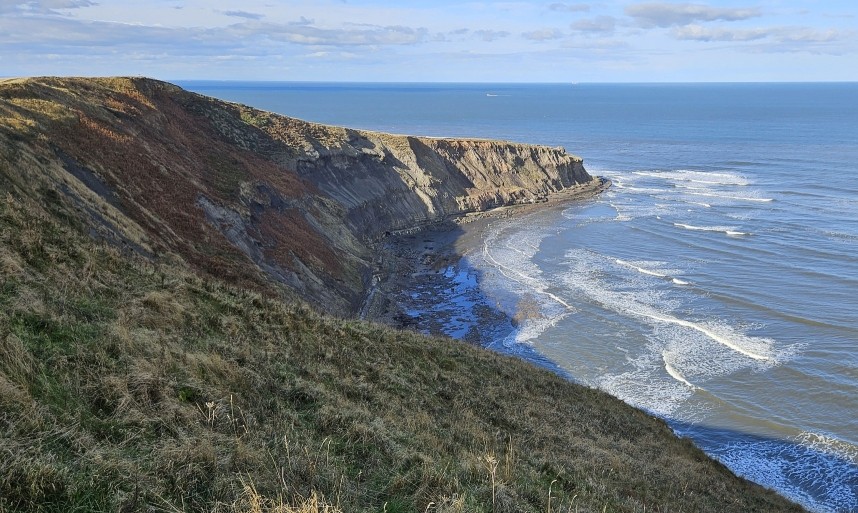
top-left (360, 177), bottom-right (611, 337)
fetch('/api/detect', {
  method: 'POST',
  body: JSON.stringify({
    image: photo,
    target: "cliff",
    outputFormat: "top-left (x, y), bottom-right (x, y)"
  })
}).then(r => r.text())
top-left (0, 77), bottom-right (594, 314)
top-left (0, 77), bottom-right (806, 513)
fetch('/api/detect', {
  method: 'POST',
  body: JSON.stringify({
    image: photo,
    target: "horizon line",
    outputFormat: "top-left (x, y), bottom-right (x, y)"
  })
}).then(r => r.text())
top-left (2, 75), bottom-right (857, 86)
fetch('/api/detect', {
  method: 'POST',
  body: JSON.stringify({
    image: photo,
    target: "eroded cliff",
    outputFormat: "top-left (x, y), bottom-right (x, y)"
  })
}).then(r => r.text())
top-left (0, 77), bottom-right (595, 314)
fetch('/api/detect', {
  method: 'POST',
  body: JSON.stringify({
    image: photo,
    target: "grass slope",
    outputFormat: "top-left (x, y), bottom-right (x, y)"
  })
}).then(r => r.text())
top-left (0, 155), bottom-right (806, 512)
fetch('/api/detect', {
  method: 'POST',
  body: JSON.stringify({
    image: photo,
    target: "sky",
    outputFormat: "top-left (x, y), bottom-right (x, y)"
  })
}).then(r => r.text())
top-left (1, 0), bottom-right (856, 82)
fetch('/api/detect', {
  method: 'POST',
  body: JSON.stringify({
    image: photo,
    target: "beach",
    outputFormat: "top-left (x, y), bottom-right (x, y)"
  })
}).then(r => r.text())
top-left (361, 178), bottom-right (610, 343)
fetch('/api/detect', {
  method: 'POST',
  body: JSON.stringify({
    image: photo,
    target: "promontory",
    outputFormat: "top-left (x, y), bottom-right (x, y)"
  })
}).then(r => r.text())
top-left (0, 77), bottom-right (805, 512)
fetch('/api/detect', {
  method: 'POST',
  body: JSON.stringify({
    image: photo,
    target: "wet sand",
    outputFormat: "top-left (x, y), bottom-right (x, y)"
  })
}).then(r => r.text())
top-left (361, 178), bottom-right (610, 342)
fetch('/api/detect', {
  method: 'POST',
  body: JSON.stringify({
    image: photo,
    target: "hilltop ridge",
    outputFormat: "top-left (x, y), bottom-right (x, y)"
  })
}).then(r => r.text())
top-left (0, 76), bottom-right (593, 314)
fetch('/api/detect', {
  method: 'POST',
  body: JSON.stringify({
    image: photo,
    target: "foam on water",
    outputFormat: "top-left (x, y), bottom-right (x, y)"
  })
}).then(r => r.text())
top-left (615, 258), bottom-right (669, 278)
top-left (502, 168), bottom-right (822, 509)
top-left (607, 169), bottom-right (765, 226)
top-left (555, 248), bottom-right (800, 417)
top-left (599, 189), bottom-right (679, 222)
top-left (477, 222), bottom-right (574, 345)
top-left (614, 259), bottom-right (692, 287)
top-left (549, 168), bottom-right (832, 509)
top-left (597, 369), bottom-right (694, 417)
top-left (618, 170), bottom-right (773, 213)
top-left (454, 153), bottom-right (855, 513)
top-left (482, 237), bottom-right (575, 313)
top-left (663, 351), bottom-right (697, 389)
top-left (685, 191), bottom-right (774, 202)
top-left (711, 432), bottom-right (858, 513)
top-left (502, 314), bottom-right (569, 347)
top-left (636, 309), bottom-right (771, 361)
top-left (619, 186), bottom-right (665, 194)
top-left (633, 170), bottom-right (750, 186)
top-left (674, 223), bottom-right (734, 232)
top-left (673, 223), bottom-right (752, 237)
top-left (561, 203), bottom-right (619, 225)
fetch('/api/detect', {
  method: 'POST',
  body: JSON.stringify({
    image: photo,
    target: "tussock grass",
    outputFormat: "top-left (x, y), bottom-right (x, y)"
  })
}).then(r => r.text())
top-left (0, 170), bottom-right (807, 513)
top-left (0, 78), bottom-right (806, 513)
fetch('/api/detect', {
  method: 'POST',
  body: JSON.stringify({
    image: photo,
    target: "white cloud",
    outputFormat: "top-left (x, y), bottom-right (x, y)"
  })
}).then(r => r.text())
top-left (0, 14), bottom-right (430, 57)
top-left (522, 28), bottom-right (563, 41)
top-left (0, 0), bottom-right (855, 81)
top-left (671, 24), bottom-right (855, 54)
top-left (548, 3), bottom-right (589, 13)
top-left (432, 28), bottom-right (472, 42)
top-left (673, 24), bottom-right (850, 44)
top-left (779, 28), bottom-right (843, 43)
top-left (673, 24), bottom-right (768, 41)
top-left (25, 0), bottom-right (95, 7)
top-left (0, 16), bottom-right (194, 47)
top-left (303, 50), bottom-right (360, 60)
top-left (222, 10), bottom-right (264, 20)
top-left (625, 2), bottom-right (761, 28)
top-left (237, 21), bottom-right (429, 46)
top-left (473, 29), bottom-right (510, 42)
top-left (570, 16), bottom-right (616, 34)
top-left (1, 0), bottom-right (96, 14)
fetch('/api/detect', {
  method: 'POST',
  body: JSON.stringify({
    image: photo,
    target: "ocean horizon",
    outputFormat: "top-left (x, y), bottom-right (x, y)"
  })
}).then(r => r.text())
top-left (181, 81), bottom-right (858, 513)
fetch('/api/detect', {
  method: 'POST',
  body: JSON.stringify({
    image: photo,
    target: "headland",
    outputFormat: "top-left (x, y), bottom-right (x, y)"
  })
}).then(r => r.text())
top-left (0, 77), bottom-right (806, 512)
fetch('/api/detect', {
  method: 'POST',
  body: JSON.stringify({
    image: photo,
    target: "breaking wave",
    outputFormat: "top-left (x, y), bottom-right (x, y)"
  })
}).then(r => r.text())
top-left (633, 169), bottom-right (750, 186)
top-left (712, 432), bottom-right (858, 513)
top-left (674, 223), bottom-right (751, 236)
top-left (663, 351), bottom-right (696, 389)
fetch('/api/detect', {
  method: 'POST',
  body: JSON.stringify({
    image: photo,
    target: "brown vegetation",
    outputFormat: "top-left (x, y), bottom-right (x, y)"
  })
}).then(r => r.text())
top-left (0, 77), bottom-right (807, 512)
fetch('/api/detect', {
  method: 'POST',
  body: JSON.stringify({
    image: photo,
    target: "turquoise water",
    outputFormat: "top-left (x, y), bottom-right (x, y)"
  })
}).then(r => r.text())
top-left (181, 82), bottom-right (858, 512)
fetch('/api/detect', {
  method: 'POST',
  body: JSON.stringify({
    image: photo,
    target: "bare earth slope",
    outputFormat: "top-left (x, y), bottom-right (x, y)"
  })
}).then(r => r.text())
top-left (0, 77), bottom-right (805, 513)
top-left (0, 77), bottom-right (592, 314)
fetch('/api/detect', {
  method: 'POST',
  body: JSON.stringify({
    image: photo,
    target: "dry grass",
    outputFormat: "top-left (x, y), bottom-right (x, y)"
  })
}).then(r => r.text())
top-left (0, 77), bottom-right (808, 513)
top-left (0, 145), bottom-right (808, 513)
top-left (232, 480), bottom-right (343, 513)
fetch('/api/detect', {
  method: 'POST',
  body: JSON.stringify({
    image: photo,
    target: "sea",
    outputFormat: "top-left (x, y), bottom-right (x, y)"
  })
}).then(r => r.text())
top-left (179, 81), bottom-right (858, 513)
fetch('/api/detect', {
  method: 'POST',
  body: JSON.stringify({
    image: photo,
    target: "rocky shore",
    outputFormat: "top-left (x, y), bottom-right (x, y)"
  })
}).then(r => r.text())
top-left (362, 177), bottom-right (611, 339)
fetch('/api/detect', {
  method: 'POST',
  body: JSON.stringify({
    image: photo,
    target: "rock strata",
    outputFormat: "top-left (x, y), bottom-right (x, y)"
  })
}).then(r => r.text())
top-left (0, 77), bottom-right (595, 314)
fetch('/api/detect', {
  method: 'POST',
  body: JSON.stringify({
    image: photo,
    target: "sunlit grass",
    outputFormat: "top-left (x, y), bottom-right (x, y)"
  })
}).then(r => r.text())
top-left (0, 76), bottom-right (807, 513)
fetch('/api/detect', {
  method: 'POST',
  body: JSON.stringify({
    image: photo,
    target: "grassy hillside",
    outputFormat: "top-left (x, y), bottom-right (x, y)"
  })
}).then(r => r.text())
top-left (0, 77), bottom-right (806, 512)
top-left (0, 147), bottom-right (805, 513)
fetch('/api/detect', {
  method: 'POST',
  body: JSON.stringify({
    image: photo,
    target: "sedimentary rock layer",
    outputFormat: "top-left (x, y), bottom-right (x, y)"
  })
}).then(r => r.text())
top-left (0, 77), bottom-right (594, 313)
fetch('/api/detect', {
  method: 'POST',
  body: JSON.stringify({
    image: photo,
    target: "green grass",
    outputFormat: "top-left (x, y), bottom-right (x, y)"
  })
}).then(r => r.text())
top-left (0, 166), bottom-right (807, 513)
top-left (0, 77), bottom-right (808, 513)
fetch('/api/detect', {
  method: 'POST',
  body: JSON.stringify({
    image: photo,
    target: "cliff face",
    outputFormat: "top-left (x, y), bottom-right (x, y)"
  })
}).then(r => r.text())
top-left (0, 77), bottom-right (594, 314)
top-left (226, 110), bottom-right (591, 238)
top-left (301, 136), bottom-right (590, 238)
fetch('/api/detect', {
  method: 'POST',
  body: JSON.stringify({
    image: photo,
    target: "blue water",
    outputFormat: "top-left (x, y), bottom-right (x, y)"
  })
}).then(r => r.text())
top-left (181, 82), bottom-right (858, 513)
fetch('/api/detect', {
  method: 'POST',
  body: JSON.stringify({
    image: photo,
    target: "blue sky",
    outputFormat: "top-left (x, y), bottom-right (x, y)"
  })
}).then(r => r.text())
top-left (1, 1), bottom-right (856, 82)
